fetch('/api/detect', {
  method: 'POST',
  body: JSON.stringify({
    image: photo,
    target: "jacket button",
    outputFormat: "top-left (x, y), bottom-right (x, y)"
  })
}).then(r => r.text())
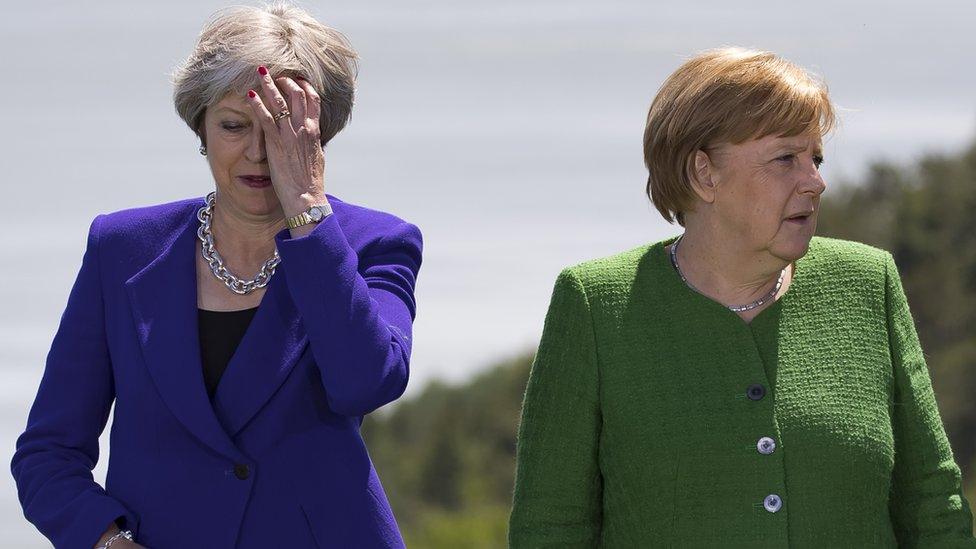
top-left (763, 494), bottom-right (782, 513)
top-left (757, 436), bottom-right (776, 455)
top-left (747, 384), bottom-right (766, 401)
top-left (234, 464), bottom-right (250, 480)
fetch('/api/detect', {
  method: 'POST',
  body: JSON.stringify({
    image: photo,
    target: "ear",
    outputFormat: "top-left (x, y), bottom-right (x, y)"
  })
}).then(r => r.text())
top-left (196, 109), bottom-right (209, 147)
top-left (688, 149), bottom-right (719, 204)
top-left (197, 125), bottom-right (208, 148)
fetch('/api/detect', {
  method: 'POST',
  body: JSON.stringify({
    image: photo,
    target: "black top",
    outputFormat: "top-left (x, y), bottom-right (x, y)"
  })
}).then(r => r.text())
top-left (198, 307), bottom-right (259, 398)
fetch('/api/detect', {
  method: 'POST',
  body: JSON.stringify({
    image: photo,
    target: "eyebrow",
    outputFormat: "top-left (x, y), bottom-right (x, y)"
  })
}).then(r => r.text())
top-left (774, 141), bottom-right (822, 155)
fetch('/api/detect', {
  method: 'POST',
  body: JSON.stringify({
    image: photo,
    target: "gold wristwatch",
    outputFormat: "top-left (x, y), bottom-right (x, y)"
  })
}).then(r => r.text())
top-left (286, 201), bottom-right (333, 229)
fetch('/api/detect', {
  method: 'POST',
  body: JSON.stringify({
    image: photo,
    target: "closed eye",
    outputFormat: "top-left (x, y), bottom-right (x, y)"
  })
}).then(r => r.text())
top-left (221, 122), bottom-right (247, 132)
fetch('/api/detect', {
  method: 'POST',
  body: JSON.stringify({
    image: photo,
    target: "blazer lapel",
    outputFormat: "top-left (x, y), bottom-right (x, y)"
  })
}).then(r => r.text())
top-left (211, 261), bottom-right (309, 438)
top-left (124, 207), bottom-right (244, 462)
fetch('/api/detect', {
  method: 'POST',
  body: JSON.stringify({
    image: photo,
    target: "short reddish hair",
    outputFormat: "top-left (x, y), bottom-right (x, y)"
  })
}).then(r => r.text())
top-left (643, 47), bottom-right (836, 225)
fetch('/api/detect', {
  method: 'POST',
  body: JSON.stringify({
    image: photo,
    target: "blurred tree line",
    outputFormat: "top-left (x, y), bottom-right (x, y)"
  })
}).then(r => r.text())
top-left (362, 138), bottom-right (976, 547)
top-left (362, 352), bottom-right (531, 547)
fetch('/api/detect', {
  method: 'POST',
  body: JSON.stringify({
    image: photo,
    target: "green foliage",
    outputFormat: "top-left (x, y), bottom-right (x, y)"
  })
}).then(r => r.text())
top-left (362, 138), bottom-right (976, 545)
top-left (362, 353), bottom-right (533, 544)
top-left (401, 505), bottom-right (511, 549)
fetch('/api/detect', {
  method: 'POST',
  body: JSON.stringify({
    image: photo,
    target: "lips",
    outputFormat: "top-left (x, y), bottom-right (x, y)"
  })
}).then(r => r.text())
top-left (785, 211), bottom-right (814, 224)
top-left (238, 175), bottom-right (272, 188)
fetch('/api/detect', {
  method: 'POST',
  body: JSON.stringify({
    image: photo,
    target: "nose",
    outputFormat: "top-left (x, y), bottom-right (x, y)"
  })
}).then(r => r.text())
top-left (243, 125), bottom-right (267, 164)
top-left (799, 158), bottom-right (826, 197)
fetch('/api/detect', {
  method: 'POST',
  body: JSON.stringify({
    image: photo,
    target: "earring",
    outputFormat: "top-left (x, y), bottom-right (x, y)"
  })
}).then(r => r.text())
top-left (199, 145), bottom-right (207, 156)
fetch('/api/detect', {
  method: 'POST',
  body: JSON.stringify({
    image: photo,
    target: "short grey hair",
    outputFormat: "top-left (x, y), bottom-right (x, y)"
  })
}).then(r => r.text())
top-left (172, 2), bottom-right (358, 147)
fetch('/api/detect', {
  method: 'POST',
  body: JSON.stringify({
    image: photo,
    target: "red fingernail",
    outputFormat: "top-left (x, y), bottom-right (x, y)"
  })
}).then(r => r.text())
top-left (247, 90), bottom-right (256, 98)
top-left (257, 66), bottom-right (268, 76)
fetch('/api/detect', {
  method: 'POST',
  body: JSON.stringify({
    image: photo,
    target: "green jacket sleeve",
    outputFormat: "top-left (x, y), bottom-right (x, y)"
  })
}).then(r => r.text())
top-left (509, 268), bottom-right (602, 547)
top-left (885, 252), bottom-right (976, 547)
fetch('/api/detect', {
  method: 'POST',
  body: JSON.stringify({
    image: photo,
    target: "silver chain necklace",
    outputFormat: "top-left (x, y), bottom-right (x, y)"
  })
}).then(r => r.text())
top-left (669, 234), bottom-right (785, 313)
top-left (196, 191), bottom-right (280, 295)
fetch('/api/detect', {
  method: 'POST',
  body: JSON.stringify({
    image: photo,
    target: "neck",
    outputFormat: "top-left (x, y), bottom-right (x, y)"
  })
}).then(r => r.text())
top-left (673, 224), bottom-right (790, 309)
top-left (209, 201), bottom-right (285, 271)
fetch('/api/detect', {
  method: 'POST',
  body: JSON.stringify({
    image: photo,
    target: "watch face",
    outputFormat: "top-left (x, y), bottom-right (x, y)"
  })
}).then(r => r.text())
top-left (309, 207), bottom-right (323, 221)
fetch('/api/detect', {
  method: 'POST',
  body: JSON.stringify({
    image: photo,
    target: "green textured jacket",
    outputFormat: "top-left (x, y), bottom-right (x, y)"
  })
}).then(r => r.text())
top-left (509, 236), bottom-right (975, 548)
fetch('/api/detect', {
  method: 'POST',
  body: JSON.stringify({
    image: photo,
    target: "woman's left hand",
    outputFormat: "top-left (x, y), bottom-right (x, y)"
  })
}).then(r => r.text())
top-left (246, 66), bottom-right (327, 218)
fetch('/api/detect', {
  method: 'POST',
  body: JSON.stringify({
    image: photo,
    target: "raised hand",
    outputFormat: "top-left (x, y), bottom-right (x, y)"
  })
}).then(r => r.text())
top-left (246, 65), bottom-right (327, 218)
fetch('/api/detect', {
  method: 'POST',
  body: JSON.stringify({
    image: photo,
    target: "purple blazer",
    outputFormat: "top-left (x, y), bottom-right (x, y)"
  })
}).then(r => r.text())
top-left (11, 195), bottom-right (422, 548)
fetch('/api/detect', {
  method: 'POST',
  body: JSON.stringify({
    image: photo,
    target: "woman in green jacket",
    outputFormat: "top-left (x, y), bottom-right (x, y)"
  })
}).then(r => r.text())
top-left (509, 47), bottom-right (975, 547)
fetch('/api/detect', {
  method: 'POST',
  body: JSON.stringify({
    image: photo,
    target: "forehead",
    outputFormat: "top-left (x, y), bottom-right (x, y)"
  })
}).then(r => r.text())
top-left (753, 133), bottom-right (823, 151)
top-left (211, 92), bottom-right (250, 114)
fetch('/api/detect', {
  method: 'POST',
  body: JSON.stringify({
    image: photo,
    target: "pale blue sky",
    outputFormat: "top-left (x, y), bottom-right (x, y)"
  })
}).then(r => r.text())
top-left (1, 1), bottom-right (974, 544)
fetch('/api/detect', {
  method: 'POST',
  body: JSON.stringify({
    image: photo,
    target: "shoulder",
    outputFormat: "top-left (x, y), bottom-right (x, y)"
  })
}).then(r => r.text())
top-left (96, 196), bottom-right (202, 227)
top-left (93, 196), bottom-right (203, 249)
top-left (795, 237), bottom-right (900, 316)
top-left (328, 195), bottom-right (422, 251)
top-left (803, 236), bottom-right (892, 281)
top-left (566, 243), bottom-right (655, 286)
top-left (96, 195), bottom-right (202, 229)
top-left (556, 241), bottom-right (663, 302)
top-left (329, 195), bottom-right (417, 233)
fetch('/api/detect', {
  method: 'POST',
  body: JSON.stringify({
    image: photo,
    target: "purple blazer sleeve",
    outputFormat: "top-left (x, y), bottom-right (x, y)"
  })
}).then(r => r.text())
top-left (10, 215), bottom-right (138, 549)
top-left (273, 211), bottom-right (423, 417)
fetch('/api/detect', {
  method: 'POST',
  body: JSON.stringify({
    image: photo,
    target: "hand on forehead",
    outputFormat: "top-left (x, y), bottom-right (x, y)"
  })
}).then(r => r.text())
top-left (248, 66), bottom-right (322, 131)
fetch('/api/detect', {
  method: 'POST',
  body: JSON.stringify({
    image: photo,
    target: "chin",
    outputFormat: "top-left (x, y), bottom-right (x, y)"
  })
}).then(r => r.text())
top-left (220, 185), bottom-right (281, 215)
top-left (770, 237), bottom-right (813, 263)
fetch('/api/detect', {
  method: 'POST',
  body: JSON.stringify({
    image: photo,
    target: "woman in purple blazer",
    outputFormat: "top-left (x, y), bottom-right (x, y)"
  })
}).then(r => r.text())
top-left (11, 4), bottom-right (421, 548)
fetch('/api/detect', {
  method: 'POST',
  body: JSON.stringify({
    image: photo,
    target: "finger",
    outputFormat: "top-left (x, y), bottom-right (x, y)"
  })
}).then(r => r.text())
top-left (256, 66), bottom-right (293, 133)
top-left (276, 76), bottom-right (307, 131)
top-left (245, 89), bottom-right (279, 140)
top-left (295, 78), bottom-right (321, 125)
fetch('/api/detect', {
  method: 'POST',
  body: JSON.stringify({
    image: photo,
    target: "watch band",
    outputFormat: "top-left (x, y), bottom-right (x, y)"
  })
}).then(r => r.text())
top-left (286, 201), bottom-right (333, 229)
